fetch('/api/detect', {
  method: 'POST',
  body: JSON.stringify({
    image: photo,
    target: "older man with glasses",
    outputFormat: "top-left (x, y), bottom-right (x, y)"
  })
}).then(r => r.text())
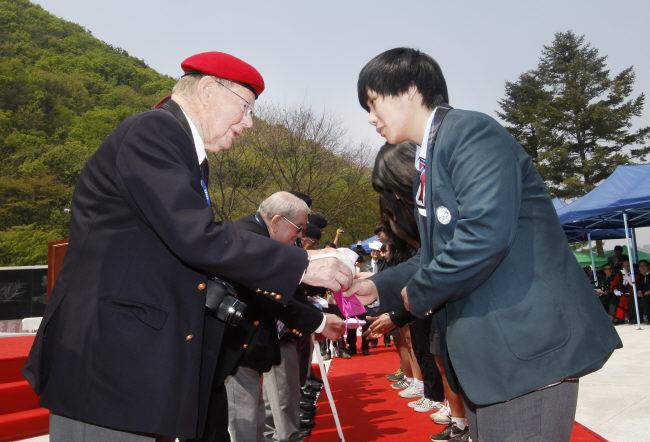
top-left (221, 192), bottom-right (345, 442)
top-left (23, 52), bottom-right (352, 442)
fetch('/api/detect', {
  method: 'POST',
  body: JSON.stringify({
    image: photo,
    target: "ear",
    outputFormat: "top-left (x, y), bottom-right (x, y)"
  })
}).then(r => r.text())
top-left (269, 214), bottom-right (282, 230)
top-left (407, 84), bottom-right (419, 101)
top-left (196, 76), bottom-right (216, 107)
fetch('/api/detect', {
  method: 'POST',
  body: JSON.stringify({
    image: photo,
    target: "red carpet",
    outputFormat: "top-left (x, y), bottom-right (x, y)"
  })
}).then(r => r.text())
top-left (308, 344), bottom-right (606, 442)
top-left (0, 336), bottom-right (49, 442)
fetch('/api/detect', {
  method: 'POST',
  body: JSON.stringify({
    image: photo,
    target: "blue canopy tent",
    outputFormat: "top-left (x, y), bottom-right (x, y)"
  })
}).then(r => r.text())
top-left (551, 197), bottom-right (566, 211)
top-left (349, 235), bottom-right (379, 254)
top-left (556, 164), bottom-right (650, 328)
top-left (557, 164), bottom-right (650, 230)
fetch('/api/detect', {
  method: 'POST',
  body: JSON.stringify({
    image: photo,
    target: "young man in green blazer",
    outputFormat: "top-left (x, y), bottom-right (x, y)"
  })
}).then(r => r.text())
top-left (350, 47), bottom-right (621, 442)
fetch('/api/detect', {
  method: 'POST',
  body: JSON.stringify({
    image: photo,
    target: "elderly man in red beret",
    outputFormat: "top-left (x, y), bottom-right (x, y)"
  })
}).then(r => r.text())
top-left (23, 52), bottom-right (350, 442)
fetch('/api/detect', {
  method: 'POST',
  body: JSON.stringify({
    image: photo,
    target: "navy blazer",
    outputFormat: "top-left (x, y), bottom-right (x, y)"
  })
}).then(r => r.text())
top-left (374, 109), bottom-right (621, 406)
top-left (22, 101), bottom-right (308, 438)
top-left (215, 213), bottom-right (324, 376)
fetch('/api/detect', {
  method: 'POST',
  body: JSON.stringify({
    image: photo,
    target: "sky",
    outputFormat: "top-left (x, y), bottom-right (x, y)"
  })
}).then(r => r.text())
top-left (29, 0), bottom-right (650, 249)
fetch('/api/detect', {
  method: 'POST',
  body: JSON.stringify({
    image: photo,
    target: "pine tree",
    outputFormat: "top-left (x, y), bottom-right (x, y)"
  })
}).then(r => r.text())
top-left (498, 31), bottom-right (649, 199)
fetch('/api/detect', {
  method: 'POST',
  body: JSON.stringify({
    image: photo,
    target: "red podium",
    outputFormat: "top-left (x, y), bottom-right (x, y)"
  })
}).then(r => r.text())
top-left (46, 240), bottom-right (68, 298)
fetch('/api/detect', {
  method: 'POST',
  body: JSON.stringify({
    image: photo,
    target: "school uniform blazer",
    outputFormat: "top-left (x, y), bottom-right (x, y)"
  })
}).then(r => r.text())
top-left (22, 101), bottom-right (308, 438)
top-left (373, 109), bottom-right (621, 406)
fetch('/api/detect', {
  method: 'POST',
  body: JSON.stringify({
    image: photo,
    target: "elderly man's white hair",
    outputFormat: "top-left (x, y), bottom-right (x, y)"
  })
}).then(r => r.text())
top-left (258, 191), bottom-right (310, 220)
top-left (172, 75), bottom-right (237, 97)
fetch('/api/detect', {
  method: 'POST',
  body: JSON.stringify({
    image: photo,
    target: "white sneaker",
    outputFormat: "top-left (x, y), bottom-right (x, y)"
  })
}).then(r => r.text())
top-left (398, 382), bottom-right (424, 398)
top-left (414, 398), bottom-right (442, 413)
top-left (407, 397), bottom-right (425, 408)
top-left (430, 404), bottom-right (451, 424)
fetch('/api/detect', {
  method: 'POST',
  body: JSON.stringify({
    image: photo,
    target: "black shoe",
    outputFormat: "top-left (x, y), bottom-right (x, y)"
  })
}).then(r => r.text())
top-left (305, 380), bottom-right (323, 390)
top-left (430, 423), bottom-right (469, 441)
top-left (300, 409), bottom-right (316, 419)
top-left (300, 401), bottom-right (316, 412)
top-left (299, 428), bottom-right (312, 438)
top-left (300, 418), bottom-right (315, 429)
top-left (362, 348), bottom-right (370, 355)
top-left (302, 390), bottom-right (318, 401)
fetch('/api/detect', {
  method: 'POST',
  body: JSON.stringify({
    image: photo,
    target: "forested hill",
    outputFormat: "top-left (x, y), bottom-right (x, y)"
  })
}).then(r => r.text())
top-left (0, 0), bottom-right (176, 264)
top-left (0, 0), bottom-right (379, 266)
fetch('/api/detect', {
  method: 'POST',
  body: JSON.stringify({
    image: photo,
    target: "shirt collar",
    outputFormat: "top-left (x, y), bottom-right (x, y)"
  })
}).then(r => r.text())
top-left (415, 109), bottom-right (437, 171)
top-left (178, 105), bottom-right (206, 164)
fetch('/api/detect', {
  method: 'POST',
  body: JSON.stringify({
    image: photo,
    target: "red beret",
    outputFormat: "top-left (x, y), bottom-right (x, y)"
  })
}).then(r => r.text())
top-left (181, 51), bottom-right (265, 98)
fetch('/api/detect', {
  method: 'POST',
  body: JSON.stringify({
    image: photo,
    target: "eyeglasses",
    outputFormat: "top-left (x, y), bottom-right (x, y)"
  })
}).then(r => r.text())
top-left (281, 216), bottom-right (303, 233)
top-left (214, 79), bottom-right (254, 119)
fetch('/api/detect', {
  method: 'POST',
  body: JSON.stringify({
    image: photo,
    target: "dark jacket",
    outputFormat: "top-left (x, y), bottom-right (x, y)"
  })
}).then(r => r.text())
top-left (215, 214), bottom-right (324, 375)
top-left (373, 109), bottom-right (621, 406)
top-left (22, 100), bottom-right (308, 438)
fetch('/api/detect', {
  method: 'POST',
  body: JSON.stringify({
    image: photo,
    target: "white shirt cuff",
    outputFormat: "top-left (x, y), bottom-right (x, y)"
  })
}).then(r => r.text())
top-left (314, 314), bottom-right (327, 334)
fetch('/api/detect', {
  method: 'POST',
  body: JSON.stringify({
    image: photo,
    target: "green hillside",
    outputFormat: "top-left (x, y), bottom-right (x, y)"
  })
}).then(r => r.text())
top-left (0, 0), bottom-right (176, 264)
top-left (0, 0), bottom-right (378, 265)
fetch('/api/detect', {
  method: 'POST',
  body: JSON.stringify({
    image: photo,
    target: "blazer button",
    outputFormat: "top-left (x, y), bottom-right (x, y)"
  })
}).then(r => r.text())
top-left (256, 288), bottom-right (262, 293)
top-left (253, 320), bottom-right (260, 327)
top-left (274, 294), bottom-right (282, 300)
top-left (185, 334), bottom-right (194, 342)
top-left (197, 282), bottom-right (206, 291)
top-left (242, 343), bottom-right (248, 349)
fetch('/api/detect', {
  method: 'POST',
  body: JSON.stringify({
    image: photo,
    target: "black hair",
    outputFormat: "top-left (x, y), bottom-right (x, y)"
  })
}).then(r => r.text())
top-left (289, 191), bottom-right (312, 208)
top-left (357, 47), bottom-right (449, 112)
top-left (640, 260), bottom-right (649, 266)
top-left (371, 142), bottom-right (420, 264)
top-left (308, 213), bottom-right (328, 229)
top-left (373, 223), bottom-right (385, 235)
top-left (304, 223), bottom-right (322, 241)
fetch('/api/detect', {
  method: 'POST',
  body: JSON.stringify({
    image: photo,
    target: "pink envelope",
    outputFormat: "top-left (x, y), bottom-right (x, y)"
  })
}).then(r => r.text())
top-left (332, 291), bottom-right (367, 318)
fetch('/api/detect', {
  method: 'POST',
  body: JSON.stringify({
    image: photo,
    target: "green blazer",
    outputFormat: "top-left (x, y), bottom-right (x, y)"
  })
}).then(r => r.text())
top-left (373, 109), bottom-right (621, 406)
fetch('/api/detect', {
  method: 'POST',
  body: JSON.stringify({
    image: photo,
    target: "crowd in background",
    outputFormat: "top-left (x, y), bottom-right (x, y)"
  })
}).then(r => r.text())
top-left (586, 246), bottom-right (650, 324)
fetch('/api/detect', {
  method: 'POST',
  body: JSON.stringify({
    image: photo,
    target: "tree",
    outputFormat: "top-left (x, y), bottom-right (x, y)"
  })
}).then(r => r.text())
top-left (207, 105), bottom-right (379, 243)
top-left (498, 31), bottom-right (649, 199)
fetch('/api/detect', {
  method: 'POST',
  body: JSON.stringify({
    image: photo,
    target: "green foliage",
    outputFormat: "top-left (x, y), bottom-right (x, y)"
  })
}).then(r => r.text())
top-left (208, 106), bottom-right (379, 244)
top-left (0, 0), bottom-right (380, 264)
top-left (0, 0), bottom-right (175, 265)
top-left (0, 224), bottom-right (60, 265)
top-left (498, 31), bottom-right (649, 199)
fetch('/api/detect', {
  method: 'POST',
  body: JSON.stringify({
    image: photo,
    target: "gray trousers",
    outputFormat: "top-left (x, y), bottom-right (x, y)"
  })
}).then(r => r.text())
top-left (226, 366), bottom-right (266, 442)
top-left (464, 380), bottom-right (579, 442)
top-left (263, 341), bottom-right (302, 442)
top-left (50, 413), bottom-right (174, 442)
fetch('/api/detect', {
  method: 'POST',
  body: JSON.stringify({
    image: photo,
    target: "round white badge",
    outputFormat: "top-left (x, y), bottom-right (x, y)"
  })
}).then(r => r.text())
top-left (436, 206), bottom-right (452, 225)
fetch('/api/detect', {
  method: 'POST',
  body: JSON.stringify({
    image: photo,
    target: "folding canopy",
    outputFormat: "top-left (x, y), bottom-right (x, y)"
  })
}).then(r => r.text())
top-left (556, 164), bottom-right (650, 328)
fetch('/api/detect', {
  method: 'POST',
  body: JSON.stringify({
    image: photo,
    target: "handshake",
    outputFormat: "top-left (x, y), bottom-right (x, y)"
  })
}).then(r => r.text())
top-left (302, 248), bottom-right (359, 341)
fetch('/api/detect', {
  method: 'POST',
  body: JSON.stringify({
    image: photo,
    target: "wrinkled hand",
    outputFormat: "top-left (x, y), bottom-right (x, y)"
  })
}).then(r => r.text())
top-left (303, 249), bottom-right (353, 292)
top-left (364, 313), bottom-right (396, 339)
top-left (321, 313), bottom-right (345, 340)
top-left (342, 277), bottom-right (378, 305)
top-left (401, 287), bottom-right (410, 312)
